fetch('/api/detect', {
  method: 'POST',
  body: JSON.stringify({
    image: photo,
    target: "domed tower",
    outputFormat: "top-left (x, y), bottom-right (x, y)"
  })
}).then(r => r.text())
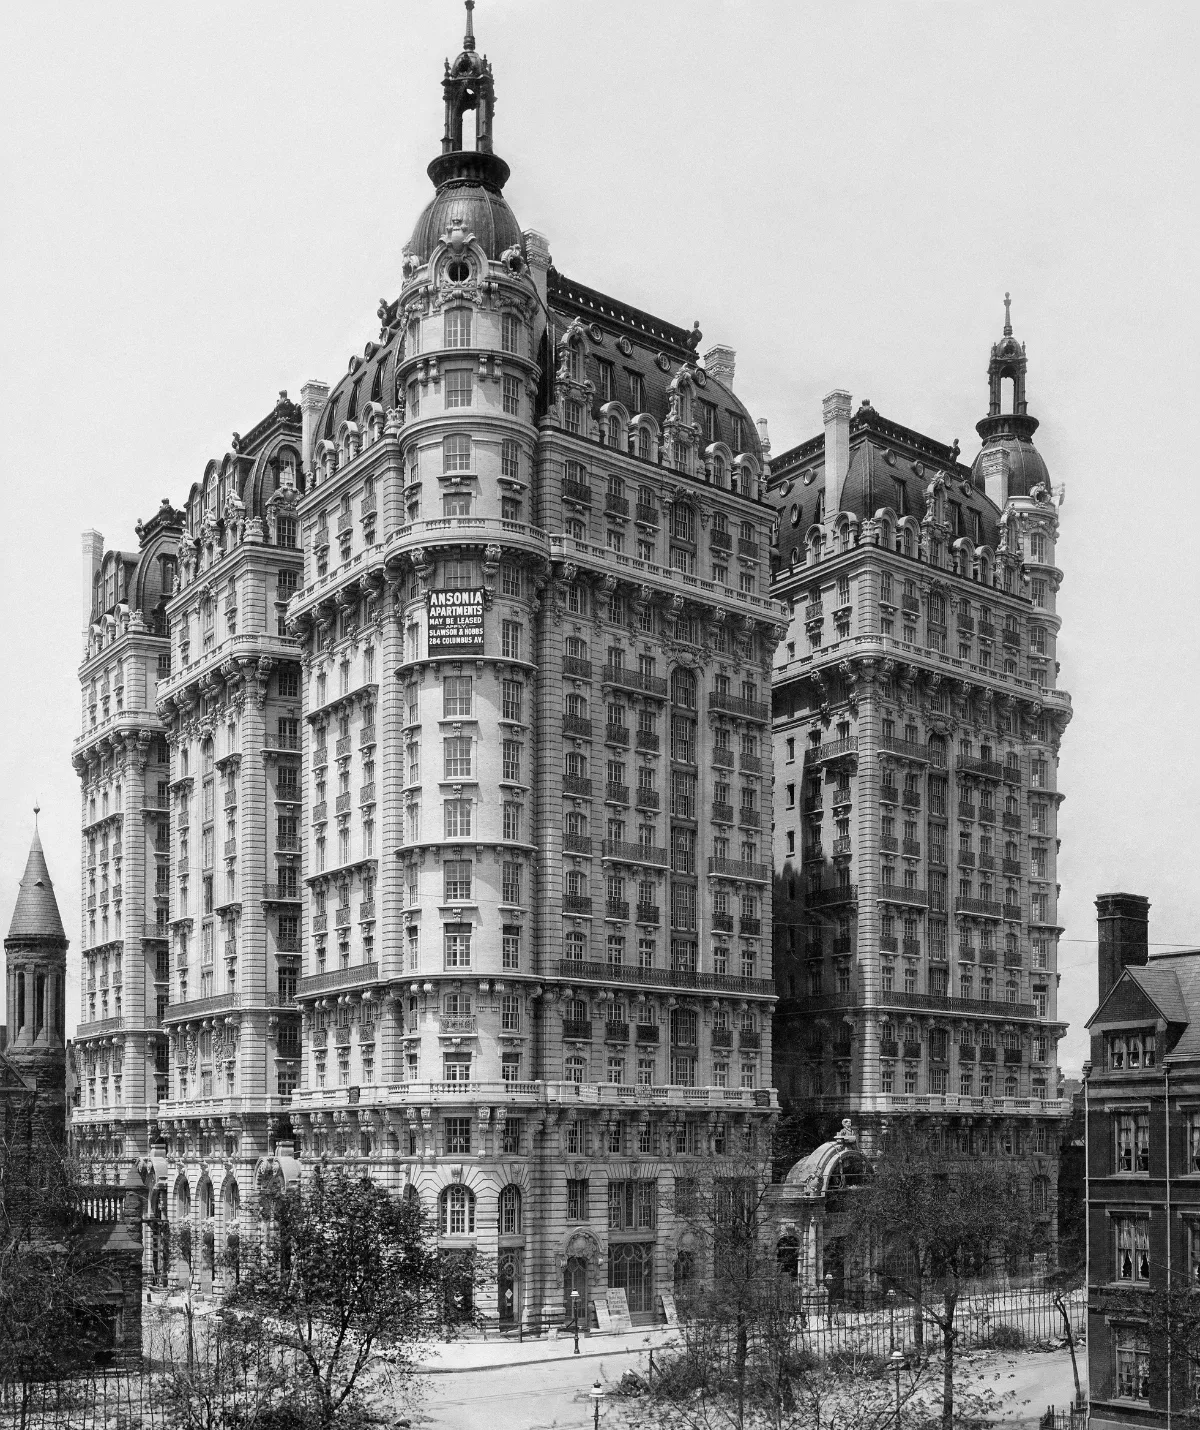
top-left (5, 815), bottom-right (69, 1146)
top-left (972, 293), bottom-right (1050, 507)
top-left (288, 0), bottom-right (782, 1333)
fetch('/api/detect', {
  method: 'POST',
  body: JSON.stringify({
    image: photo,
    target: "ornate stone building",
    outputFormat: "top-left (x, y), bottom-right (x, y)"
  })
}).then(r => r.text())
top-left (150, 394), bottom-right (307, 1288)
top-left (281, 6), bottom-right (785, 1327)
top-left (70, 7), bottom-right (784, 1322)
top-left (72, 505), bottom-right (180, 1173)
top-left (768, 305), bottom-right (1072, 1248)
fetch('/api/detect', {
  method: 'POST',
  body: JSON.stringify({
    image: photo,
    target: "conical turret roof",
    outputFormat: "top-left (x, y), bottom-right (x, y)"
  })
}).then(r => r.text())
top-left (7, 826), bottom-right (66, 943)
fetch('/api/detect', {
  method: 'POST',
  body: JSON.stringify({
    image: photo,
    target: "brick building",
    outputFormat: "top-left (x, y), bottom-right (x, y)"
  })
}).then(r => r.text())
top-left (1085, 893), bottom-right (1200, 1427)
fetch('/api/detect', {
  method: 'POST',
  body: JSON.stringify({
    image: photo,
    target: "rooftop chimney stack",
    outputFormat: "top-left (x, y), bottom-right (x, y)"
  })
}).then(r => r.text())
top-left (1096, 893), bottom-right (1150, 1005)
top-left (81, 530), bottom-right (103, 642)
top-left (703, 345), bottom-right (736, 389)
top-left (300, 380), bottom-right (331, 474)
top-left (822, 390), bottom-right (853, 514)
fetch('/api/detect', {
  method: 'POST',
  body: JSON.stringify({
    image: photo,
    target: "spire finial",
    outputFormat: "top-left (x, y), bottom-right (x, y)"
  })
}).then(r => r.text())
top-left (463, 0), bottom-right (476, 50)
top-left (1003, 291), bottom-right (1012, 337)
top-left (33, 803), bottom-right (39, 826)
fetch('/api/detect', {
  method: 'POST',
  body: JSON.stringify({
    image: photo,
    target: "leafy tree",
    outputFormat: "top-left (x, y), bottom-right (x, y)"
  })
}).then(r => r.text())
top-left (226, 1167), bottom-right (485, 1430)
top-left (840, 1129), bottom-right (1036, 1430)
top-left (150, 1309), bottom-right (299, 1430)
top-left (0, 1096), bottom-right (111, 1427)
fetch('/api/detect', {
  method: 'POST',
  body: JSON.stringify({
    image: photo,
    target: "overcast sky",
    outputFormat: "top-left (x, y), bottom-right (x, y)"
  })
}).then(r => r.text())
top-left (2, 1), bottom-right (1197, 1073)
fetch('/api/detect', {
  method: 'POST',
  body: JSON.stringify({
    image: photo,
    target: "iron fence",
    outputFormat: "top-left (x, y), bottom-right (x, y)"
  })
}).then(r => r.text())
top-left (688, 1284), bottom-right (1085, 1365)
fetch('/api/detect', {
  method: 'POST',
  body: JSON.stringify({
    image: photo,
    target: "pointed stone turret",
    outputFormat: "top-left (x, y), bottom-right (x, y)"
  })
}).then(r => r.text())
top-left (4, 813), bottom-right (69, 1147)
top-left (8, 823), bottom-right (67, 943)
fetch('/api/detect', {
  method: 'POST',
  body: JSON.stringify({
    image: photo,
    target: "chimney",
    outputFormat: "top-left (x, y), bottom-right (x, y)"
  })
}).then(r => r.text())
top-left (703, 345), bottom-right (736, 389)
top-left (822, 390), bottom-right (853, 513)
top-left (1096, 893), bottom-right (1150, 1005)
top-left (978, 446), bottom-right (1010, 510)
top-left (82, 530), bottom-right (103, 639)
top-left (300, 380), bottom-right (331, 474)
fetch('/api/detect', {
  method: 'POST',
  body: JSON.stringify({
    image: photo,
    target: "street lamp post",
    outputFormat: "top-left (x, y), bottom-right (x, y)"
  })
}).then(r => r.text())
top-left (887, 1288), bottom-right (897, 1353)
top-left (590, 1379), bottom-right (604, 1430)
top-left (888, 1349), bottom-right (905, 1427)
top-left (571, 1289), bottom-right (581, 1354)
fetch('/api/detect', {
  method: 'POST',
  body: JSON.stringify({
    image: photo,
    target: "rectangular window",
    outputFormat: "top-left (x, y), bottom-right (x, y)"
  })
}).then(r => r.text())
top-left (444, 309), bottom-right (472, 348)
top-left (1115, 1216), bottom-right (1150, 1282)
top-left (444, 369), bottom-right (472, 407)
top-left (567, 1178), bottom-right (589, 1220)
top-left (444, 860), bottom-right (473, 901)
top-left (445, 1116), bottom-right (472, 1153)
top-left (444, 799), bottom-right (472, 838)
top-left (443, 434), bottom-right (471, 472)
top-left (502, 622), bottom-right (522, 660)
top-left (444, 924), bottom-right (472, 968)
top-left (501, 313), bottom-right (521, 354)
top-left (501, 438), bottom-right (521, 479)
top-left (444, 736), bottom-right (473, 778)
top-left (502, 926), bottom-right (520, 970)
top-left (444, 676), bottom-right (473, 717)
top-left (1114, 1326), bottom-right (1150, 1401)
top-left (502, 373), bottom-right (521, 414)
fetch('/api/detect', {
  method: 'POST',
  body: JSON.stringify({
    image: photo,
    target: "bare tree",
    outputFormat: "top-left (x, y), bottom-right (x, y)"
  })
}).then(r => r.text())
top-left (839, 1129), bottom-right (1037, 1430)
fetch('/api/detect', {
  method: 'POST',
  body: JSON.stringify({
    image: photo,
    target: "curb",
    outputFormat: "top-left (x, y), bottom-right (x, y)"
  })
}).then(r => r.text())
top-left (419, 1335), bottom-right (681, 1376)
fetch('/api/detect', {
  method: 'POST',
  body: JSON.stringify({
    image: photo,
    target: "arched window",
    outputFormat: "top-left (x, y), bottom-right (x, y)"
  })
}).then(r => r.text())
top-left (713, 457), bottom-right (725, 488)
top-left (638, 427), bottom-right (650, 461)
top-left (564, 1054), bottom-right (587, 1084)
top-left (499, 1185), bottom-right (522, 1235)
top-left (608, 415), bottom-right (620, 447)
top-left (566, 518), bottom-right (586, 542)
top-left (440, 1185), bottom-right (476, 1236)
top-left (565, 931), bottom-right (586, 961)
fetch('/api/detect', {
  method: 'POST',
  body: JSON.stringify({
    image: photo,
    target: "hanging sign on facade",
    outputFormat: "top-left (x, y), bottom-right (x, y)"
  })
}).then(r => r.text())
top-left (427, 589), bottom-right (485, 653)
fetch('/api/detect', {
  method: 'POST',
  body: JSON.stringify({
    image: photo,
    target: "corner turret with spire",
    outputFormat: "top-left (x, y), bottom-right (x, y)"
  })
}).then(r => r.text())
top-left (3, 810), bottom-right (69, 1147)
top-left (972, 293), bottom-right (1050, 506)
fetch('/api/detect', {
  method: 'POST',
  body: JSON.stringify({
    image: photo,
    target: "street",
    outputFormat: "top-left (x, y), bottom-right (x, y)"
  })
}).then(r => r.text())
top-left (412, 1344), bottom-right (1082, 1429)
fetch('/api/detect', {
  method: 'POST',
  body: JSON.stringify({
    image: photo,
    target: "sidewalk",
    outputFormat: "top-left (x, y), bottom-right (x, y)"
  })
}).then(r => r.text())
top-left (418, 1324), bottom-right (682, 1375)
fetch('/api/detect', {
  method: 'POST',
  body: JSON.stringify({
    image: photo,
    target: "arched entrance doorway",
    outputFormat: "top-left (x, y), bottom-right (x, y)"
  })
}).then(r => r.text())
top-left (564, 1255), bottom-right (589, 1322)
top-left (498, 1250), bottom-right (522, 1327)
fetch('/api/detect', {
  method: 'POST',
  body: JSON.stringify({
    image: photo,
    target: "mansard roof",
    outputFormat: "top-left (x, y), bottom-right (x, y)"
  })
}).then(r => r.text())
top-left (767, 400), bottom-right (1002, 575)
top-left (6, 828), bottom-right (66, 945)
top-left (546, 270), bottom-right (761, 462)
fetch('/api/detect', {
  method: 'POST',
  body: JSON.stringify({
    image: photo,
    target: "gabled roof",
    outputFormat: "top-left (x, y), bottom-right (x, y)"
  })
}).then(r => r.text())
top-left (6, 828), bottom-right (66, 944)
top-left (1085, 951), bottom-right (1200, 1062)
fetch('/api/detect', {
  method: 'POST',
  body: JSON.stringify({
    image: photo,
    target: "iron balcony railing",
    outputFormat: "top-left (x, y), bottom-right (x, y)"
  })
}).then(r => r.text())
top-left (558, 958), bottom-right (773, 998)
top-left (602, 665), bottom-right (668, 697)
top-left (707, 857), bottom-right (770, 883)
top-left (806, 737), bottom-right (858, 764)
top-left (709, 690), bottom-right (768, 721)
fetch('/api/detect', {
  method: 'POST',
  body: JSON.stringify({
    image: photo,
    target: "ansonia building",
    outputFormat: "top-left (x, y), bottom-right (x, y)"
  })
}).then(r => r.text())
top-left (73, 6), bottom-right (786, 1324)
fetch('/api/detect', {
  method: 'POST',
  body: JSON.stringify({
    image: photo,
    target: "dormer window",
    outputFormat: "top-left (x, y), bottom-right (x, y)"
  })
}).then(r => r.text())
top-left (1108, 1030), bottom-right (1156, 1070)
